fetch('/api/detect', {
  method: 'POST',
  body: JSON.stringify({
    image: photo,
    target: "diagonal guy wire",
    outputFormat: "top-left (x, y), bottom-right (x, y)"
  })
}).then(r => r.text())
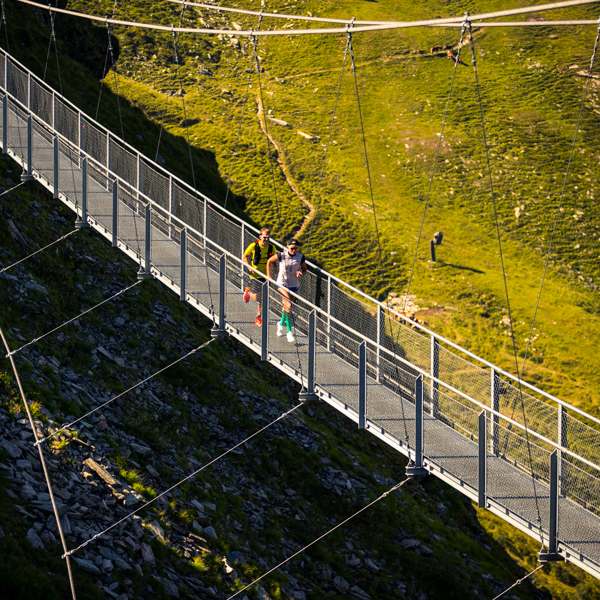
top-left (6, 280), bottom-right (141, 357)
top-left (34, 338), bottom-right (215, 446)
top-left (227, 477), bottom-right (412, 599)
top-left (0, 327), bottom-right (79, 600)
top-left (63, 403), bottom-right (303, 558)
top-left (0, 229), bottom-right (78, 273)
top-left (492, 564), bottom-right (545, 600)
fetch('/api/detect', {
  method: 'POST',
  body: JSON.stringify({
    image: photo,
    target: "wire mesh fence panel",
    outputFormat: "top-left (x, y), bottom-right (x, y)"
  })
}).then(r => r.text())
top-left (561, 455), bottom-right (600, 516)
top-left (563, 412), bottom-right (600, 469)
top-left (86, 161), bottom-right (113, 234)
top-left (366, 351), bottom-right (418, 450)
top-left (8, 60), bottom-right (28, 107)
top-left (172, 182), bottom-right (204, 235)
top-left (8, 100), bottom-right (28, 160)
top-left (487, 425), bottom-right (552, 530)
top-left (140, 158), bottom-right (170, 212)
top-left (495, 378), bottom-right (558, 448)
top-left (298, 270), bottom-right (329, 313)
top-left (312, 314), bottom-right (361, 408)
top-left (31, 80), bottom-right (53, 126)
top-left (434, 388), bottom-right (480, 441)
top-left (331, 284), bottom-right (378, 343)
top-left (54, 97), bottom-right (79, 147)
top-left (186, 232), bottom-right (216, 309)
top-left (494, 422), bottom-right (552, 485)
top-left (81, 117), bottom-right (107, 167)
top-left (117, 185), bottom-right (144, 264)
top-left (206, 204), bottom-right (242, 258)
top-left (110, 138), bottom-right (138, 187)
top-left (32, 118), bottom-right (54, 181)
top-left (437, 344), bottom-right (490, 406)
top-left (0, 54), bottom-right (5, 93)
top-left (152, 217), bottom-right (183, 290)
top-left (380, 313), bottom-right (430, 373)
top-left (57, 138), bottom-right (82, 201)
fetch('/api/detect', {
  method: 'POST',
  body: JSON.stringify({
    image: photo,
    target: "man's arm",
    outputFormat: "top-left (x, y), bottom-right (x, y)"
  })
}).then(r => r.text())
top-left (266, 254), bottom-right (279, 279)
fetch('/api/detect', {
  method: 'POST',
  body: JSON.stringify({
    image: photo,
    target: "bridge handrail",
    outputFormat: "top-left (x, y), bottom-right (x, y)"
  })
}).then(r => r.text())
top-left (2, 47), bottom-right (599, 432)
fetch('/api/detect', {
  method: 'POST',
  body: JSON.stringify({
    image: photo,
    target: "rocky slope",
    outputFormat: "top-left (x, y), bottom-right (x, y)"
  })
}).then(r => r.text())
top-left (0, 159), bottom-right (577, 600)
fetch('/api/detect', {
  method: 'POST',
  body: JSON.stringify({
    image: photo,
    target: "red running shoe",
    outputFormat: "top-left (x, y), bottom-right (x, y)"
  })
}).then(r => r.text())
top-left (255, 316), bottom-right (262, 327)
top-left (243, 286), bottom-right (250, 303)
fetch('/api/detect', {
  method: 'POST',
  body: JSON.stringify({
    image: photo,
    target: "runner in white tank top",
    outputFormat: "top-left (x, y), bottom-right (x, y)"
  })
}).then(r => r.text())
top-left (266, 238), bottom-right (307, 343)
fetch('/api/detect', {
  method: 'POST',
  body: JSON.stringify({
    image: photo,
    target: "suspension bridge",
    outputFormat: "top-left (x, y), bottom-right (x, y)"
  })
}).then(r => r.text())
top-left (1, 0), bottom-right (600, 597)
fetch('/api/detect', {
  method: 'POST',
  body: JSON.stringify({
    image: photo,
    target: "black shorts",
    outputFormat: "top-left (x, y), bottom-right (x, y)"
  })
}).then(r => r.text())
top-left (249, 277), bottom-right (266, 297)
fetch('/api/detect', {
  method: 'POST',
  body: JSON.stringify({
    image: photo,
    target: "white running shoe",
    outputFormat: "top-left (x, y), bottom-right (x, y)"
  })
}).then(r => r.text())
top-left (276, 323), bottom-right (284, 337)
top-left (287, 331), bottom-right (295, 343)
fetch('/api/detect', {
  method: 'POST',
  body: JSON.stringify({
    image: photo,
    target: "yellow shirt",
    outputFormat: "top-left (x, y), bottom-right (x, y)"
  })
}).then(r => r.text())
top-left (244, 241), bottom-right (274, 279)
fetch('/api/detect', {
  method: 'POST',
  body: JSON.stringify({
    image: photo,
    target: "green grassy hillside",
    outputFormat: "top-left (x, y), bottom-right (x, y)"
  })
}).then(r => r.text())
top-left (20, 0), bottom-right (595, 416)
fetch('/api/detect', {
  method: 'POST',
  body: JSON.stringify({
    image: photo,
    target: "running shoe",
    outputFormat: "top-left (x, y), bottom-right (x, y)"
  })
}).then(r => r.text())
top-left (255, 316), bottom-right (262, 327)
top-left (276, 323), bottom-right (284, 337)
top-left (287, 331), bottom-right (295, 343)
top-left (243, 286), bottom-right (250, 303)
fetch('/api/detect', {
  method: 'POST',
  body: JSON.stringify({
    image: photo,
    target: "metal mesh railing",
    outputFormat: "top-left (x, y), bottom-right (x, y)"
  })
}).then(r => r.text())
top-left (3, 48), bottom-right (600, 575)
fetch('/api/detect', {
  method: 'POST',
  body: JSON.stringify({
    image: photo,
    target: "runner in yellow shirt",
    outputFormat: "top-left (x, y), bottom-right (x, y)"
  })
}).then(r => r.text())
top-left (242, 227), bottom-right (275, 326)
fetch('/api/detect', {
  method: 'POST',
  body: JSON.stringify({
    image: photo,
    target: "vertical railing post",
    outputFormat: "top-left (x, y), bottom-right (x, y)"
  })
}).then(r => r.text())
top-left (539, 451), bottom-right (561, 563)
top-left (112, 180), bottom-right (118, 247)
top-left (168, 175), bottom-right (173, 239)
top-left (106, 132), bottom-right (111, 171)
top-left (52, 90), bottom-right (56, 130)
top-left (180, 228), bottom-right (187, 302)
top-left (358, 340), bottom-right (367, 428)
top-left (137, 204), bottom-right (153, 279)
top-left (430, 335), bottom-right (439, 417)
top-left (261, 280), bottom-right (270, 361)
top-left (2, 95), bottom-right (7, 153)
top-left (27, 71), bottom-right (31, 110)
top-left (407, 374), bottom-right (427, 476)
top-left (326, 276), bottom-right (332, 352)
top-left (558, 404), bottom-right (567, 497)
top-left (77, 112), bottom-right (81, 150)
top-left (203, 199), bottom-right (208, 262)
top-left (300, 310), bottom-right (319, 402)
top-left (21, 115), bottom-right (34, 181)
top-left (376, 305), bottom-right (382, 383)
top-left (490, 369), bottom-right (500, 456)
top-left (211, 254), bottom-right (228, 338)
top-left (478, 411), bottom-right (487, 509)
top-left (74, 157), bottom-right (88, 227)
top-left (53, 134), bottom-right (59, 198)
top-left (240, 223), bottom-right (246, 291)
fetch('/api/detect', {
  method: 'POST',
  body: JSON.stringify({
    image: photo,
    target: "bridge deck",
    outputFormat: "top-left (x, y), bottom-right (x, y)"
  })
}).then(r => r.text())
top-left (2, 77), bottom-right (599, 578)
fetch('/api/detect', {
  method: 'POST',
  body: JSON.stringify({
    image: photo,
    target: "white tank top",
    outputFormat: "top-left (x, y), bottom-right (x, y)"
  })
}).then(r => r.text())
top-left (276, 250), bottom-right (305, 288)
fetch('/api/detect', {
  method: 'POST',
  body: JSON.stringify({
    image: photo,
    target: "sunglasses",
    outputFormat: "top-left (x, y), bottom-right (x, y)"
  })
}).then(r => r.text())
top-left (260, 236), bottom-right (270, 240)
top-left (288, 246), bottom-right (298, 251)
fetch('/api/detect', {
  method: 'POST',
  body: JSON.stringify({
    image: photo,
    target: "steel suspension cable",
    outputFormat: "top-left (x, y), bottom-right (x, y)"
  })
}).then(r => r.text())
top-left (227, 477), bottom-right (413, 599)
top-left (0, 0), bottom-right (9, 52)
top-left (305, 28), bottom-right (351, 253)
top-left (401, 22), bottom-right (466, 316)
top-left (0, 328), bottom-right (78, 600)
top-left (224, 11), bottom-right (265, 211)
top-left (106, 12), bottom-right (125, 140)
top-left (63, 403), bottom-right (303, 557)
top-left (252, 32), bottom-right (282, 233)
top-left (171, 3), bottom-right (218, 318)
top-left (35, 338), bottom-right (215, 446)
top-left (42, 0), bottom-right (58, 81)
top-left (466, 19), bottom-right (545, 547)
top-left (517, 19), bottom-right (600, 383)
top-left (491, 564), bottom-right (545, 600)
top-left (33, 0), bottom-right (600, 31)
top-left (6, 280), bottom-right (141, 356)
top-left (0, 228), bottom-right (77, 273)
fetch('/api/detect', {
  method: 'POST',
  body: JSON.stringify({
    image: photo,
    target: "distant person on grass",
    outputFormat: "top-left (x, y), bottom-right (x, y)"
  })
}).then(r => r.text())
top-left (242, 227), bottom-right (275, 327)
top-left (266, 238), bottom-right (307, 343)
